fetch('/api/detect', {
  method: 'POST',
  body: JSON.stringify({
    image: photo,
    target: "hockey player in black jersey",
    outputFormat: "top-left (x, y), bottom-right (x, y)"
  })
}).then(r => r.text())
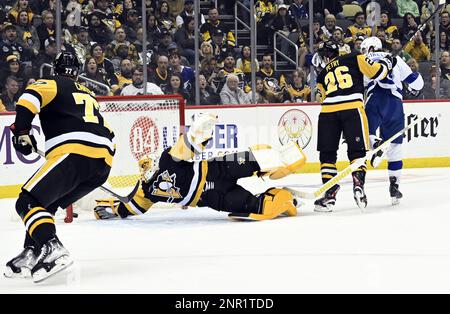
top-left (4, 52), bottom-right (115, 283)
top-left (93, 114), bottom-right (307, 222)
top-left (313, 41), bottom-right (395, 212)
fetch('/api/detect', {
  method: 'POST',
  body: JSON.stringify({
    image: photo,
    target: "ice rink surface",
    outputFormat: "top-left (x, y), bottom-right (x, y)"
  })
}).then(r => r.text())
top-left (1, 167), bottom-right (450, 294)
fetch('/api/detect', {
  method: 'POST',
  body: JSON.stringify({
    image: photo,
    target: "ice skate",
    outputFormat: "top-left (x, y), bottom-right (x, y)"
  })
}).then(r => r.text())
top-left (389, 176), bottom-right (403, 205)
top-left (4, 246), bottom-right (39, 279)
top-left (314, 185), bottom-right (340, 212)
top-left (353, 171), bottom-right (367, 209)
top-left (31, 237), bottom-right (73, 283)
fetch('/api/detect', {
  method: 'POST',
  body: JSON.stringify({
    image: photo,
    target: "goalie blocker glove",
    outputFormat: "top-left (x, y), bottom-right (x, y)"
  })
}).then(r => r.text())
top-left (10, 123), bottom-right (38, 156)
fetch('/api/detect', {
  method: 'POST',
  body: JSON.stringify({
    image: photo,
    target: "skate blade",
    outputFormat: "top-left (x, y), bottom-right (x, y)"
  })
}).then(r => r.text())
top-left (391, 197), bottom-right (400, 206)
top-left (314, 205), bottom-right (333, 213)
top-left (354, 192), bottom-right (367, 209)
top-left (32, 256), bottom-right (73, 284)
top-left (4, 266), bottom-right (32, 279)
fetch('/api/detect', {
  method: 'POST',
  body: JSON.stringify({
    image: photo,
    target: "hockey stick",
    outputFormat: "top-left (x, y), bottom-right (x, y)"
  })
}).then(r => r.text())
top-left (402, 0), bottom-right (446, 50)
top-left (285, 117), bottom-right (421, 200)
top-left (35, 149), bottom-right (139, 203)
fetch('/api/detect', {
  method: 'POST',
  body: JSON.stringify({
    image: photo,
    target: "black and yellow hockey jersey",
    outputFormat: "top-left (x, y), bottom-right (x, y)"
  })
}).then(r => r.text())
top-left (345, 24), bottom-right (372, 43)
top-left (15, 76), bottom-right (115, 166)
top-left (316, 52), bottom-right (388, 113)
top-left (120, 133), bottom-right (208, 216)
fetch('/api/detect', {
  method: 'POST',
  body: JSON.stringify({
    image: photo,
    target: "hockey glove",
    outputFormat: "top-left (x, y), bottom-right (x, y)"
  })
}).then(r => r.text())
top-left (93, 199), bottom-right (120, 220)
top-left (380, 54), bottom-right (397, 73)
top-left (10, 123), bottom-right (38, 156)
top-left (407, 86), bottom-right (421, 97)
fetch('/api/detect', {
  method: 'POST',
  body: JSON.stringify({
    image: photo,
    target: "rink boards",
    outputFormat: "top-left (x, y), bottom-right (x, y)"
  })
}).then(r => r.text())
top-left (1, 99), bottom-right (450, 198)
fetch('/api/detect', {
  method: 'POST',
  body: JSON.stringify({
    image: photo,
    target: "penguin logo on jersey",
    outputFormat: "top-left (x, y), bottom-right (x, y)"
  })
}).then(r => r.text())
top-left (151, 170), bottom-right (182, 202)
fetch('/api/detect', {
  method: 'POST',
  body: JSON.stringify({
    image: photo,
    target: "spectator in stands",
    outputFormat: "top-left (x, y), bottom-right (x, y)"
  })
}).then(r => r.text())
top-left (167, 43), bottom-right (190, 66)
top-left (375, 11), bottom-right (400, 45)
top-left (32, 36), bottom-right (57, 77)
top-left (193, 73), bottom-right (220, 105)
top-left (134, 27), bottom-right (153, 64)
top-left (236, 45), bottom-right (260, 85)
top-left (80, 57), bottom-right (112, 96)
top-left (72, 26), bottom-right (91, 65)
top-left (439, 10), bottom-right (450, 35)
top-left (0, 22), bottom-right (29, 64)
top-left (176, 0), bottom-right (205, 28)
top-left (36, 10), bottom-right (55, 52)
top-left (121, 9), bottom-right (140, 42)
top-left (0, 76), bottom-right (19, 112)
top-left (436, 51), bottom-right (450, 98)
top-left (116, 0), bottom-right (137, 24)
top-left (146, 14), bottom-right (162, 48)
top-left (289, 0), bottom-right (309, 20)
top-left (315, 0), bottom-right (344, 20)
top-left (256, 52), bottom-right (286, 103)
top-left (87, 11), bottom-right (114, 48)
top-left (149, 54), bottom-right (172, 91)
top-left (199, 55), bottom-right (219, 87)
top-left (105, 27), bottom-right (138, 66)
top-left (345, 12), bottom-right (372, 44)
top-left (0, 54), bottom-right (24, 90)
top-left (396, 0), bottom-right (420, 18)
top-left (376, 28), bottom-right (392, 51)
top-left (255, 0), bottom-right (276, 45)
top-left (91, 0), bottom-right (118, 33)
top-left (155, 28), bottom-right (175, 58)
top-left (163, 72), bottom-right (189, 100)
top-left (8, 0), bottom-right (34, 24)
top-left (210, 28), bottom-right (234, 65)
top-left (109, 44), bottom-right (130, 71)
top-left (220, 73), bottom-right (250, 105)
top-left (20, 75), bottom-right (35, 93)
top-left (391, 38), bottom-right (412, 62)
top-left (332, 28), bottom-right (351, 55)
top-left (405, 32), bottom-right (431, 61)
top-left (269, 4), bottom-right (299, 55)
top-left (15, 9), bottom-right (40, 57)
top-left (283, 69), bottom-right (311, 103)
top-left (114, 58), bottom-right (133, 95)
top-left (200, 41), bottom-right (214, 61)
top-left (90, 43), bottom-right (117, 86)
top-left (122, 65), bottom-right (164, 95)
top-left (378, 0), bottom-right (399, 18)
top-left (174, 16), bottom-right (196, 65)
top-left (200, 7), bottom-right (236, 48)
top-left (400, 12), bottom-right (424, 43)
top-left (169, 52), bottom-right (195, 92)
top-left (320, 14), bottom-right (343, 42)
top-left (215, 53), bottom-right (246, 93)
top-left (255, 77), bottom-right (269, 104)
top-left (156, 0), bottom-right (176, 33)
top-left (352, 35), bottom-right (364, 53)
top-left (142, 0), bottom-right (158, 17)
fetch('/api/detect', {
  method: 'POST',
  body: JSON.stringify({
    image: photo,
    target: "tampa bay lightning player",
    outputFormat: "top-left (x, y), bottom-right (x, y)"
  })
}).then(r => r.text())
top-left (361, 37), bottom-right (424, 205)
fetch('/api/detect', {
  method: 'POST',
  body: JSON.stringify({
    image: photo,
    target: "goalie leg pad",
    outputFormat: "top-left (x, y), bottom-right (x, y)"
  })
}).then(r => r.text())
top-left (229, 188), bottom-right (297, 221)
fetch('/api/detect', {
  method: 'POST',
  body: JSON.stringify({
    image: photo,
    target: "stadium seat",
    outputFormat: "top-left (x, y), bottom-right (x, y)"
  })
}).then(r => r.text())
top-left (342, 4), bottom-right (363, 18)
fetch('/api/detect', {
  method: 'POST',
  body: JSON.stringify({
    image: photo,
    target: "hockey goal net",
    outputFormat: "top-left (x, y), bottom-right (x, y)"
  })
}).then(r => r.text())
top-left (69, 95), bottom-right (185, 220)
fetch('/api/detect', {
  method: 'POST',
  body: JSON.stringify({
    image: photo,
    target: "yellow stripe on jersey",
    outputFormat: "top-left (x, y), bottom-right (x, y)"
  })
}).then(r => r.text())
top-left (356, 54), bottom-right (388, 81)
top-left (23, 154), bottom-right (68, 192)
top-left (46, 143), bottom-right (114, 167)
top-left (16, 99), bottom-right (39, 114)
top-left (358, 107), bottom-right (370, 150)
top-left (25, 80), bottom-right (58, 108)
top-left (321, 101), bottom-right (364, 113)
top-left (316, 83), bottom-right (326, 102)
top-left (22, 207), bottom-right (45, 223)
top-left (190, 160), bottom-right (208, 207)
top-left (132, 185), bottom-right (154, 212)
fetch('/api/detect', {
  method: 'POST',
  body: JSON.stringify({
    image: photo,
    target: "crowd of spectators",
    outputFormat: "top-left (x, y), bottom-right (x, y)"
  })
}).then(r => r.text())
top-left (0, 0), bottom-right (450, 111)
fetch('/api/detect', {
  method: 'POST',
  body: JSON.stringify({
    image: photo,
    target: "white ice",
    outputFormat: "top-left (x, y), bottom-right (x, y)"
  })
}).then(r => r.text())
top-left (1, 167), bottom-right (450, 293)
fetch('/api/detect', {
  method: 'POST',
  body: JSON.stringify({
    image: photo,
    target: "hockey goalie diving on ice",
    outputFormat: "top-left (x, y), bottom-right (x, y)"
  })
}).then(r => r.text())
top-left (93, 112), bottom-right (307, 222)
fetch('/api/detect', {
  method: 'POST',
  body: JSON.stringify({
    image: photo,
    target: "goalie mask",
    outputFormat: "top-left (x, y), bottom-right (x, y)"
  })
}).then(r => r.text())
top-left (139, 154), bottom-right (159, 183)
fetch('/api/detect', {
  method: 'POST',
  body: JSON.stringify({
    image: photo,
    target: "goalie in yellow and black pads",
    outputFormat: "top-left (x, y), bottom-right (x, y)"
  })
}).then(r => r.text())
top-left (94, 114), bottom-right (306, 221)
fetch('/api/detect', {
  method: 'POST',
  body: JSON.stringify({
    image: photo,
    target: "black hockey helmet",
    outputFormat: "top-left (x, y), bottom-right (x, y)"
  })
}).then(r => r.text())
top-left (53, 51), bottom-right (81, 79)
top-left (318, 41), bottom-right (339, 60)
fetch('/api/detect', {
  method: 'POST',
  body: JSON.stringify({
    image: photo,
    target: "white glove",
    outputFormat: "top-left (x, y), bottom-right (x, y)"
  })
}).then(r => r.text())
top-left (187, 113), bottom-right (218, 144)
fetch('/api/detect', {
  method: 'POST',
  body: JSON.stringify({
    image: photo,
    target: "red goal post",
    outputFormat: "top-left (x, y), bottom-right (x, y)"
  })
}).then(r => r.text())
top-left (69, 94), bottom-right (185, 220)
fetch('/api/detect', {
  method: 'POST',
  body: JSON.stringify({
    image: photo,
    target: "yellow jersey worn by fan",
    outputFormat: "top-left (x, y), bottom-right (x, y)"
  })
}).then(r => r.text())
top-left (6, 52), bottom-right (115, 283)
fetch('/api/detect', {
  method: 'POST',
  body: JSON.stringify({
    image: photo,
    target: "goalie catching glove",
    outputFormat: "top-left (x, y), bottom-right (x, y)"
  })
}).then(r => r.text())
top-left (187, 113), bottom-right (218, 145)
top-left (10, 123), bottom-right (38, 156)
top-left (93, 199), bottom-right (121, 220)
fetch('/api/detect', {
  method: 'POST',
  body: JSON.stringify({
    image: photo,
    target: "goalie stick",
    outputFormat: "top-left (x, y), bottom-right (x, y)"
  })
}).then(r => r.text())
top-left (284, 117), bottom-right (422, 200)
top-left (34, 149), bottom-right (140, 203)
